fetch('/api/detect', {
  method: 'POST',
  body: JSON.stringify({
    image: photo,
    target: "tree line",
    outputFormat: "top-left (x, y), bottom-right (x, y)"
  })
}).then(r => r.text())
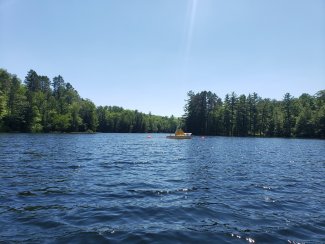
top-left (0, 69), bottom-right (179, 133)
top-left (183, 90), bottom-right (325, 138)
top-left (1, 68), bottom-right (324, 138)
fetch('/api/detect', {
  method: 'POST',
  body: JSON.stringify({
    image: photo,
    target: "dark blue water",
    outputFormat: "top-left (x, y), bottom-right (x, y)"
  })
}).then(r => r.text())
top-left (0, 134), bottom-right (324, 243)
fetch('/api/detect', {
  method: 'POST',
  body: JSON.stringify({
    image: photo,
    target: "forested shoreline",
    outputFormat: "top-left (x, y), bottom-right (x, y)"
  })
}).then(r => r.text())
top-left (184, 90), bottom-right (325, 138)
top-left (0, 68), bottom-right (324, 138)
top-left (0, 69), bottom-right (178, 133)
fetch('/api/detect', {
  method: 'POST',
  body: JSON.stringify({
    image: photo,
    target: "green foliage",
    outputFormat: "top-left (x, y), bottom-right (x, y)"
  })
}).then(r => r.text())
top-left (79, 99), bottom-right (98, 132)
top-left (52, 113), bottom-right (71, 132)
top-left (1, 68), bottom-right (324, 138)
top-left (0, 91), bottom-right (7, 120)
top-left (0, 69), bottom-right (10, 122)
top-left (96, 106), bottom-right (177, 133)
top-left (184, 91), bottom-right (222, 135)
top-left (184, 90), bottom-right (325, 138)
top-left (314, 104), bottom-right (325, 138)
top-left (0, 68), bottom-right (179, 134)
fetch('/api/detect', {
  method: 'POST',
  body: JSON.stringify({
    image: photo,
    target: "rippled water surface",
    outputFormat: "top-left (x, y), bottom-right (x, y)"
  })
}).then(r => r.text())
top-left (0, 133), bottom-right (324, 243)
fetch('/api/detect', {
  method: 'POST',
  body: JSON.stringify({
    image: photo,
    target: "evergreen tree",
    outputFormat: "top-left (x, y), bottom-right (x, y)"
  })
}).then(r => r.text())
top-left (236, 95), bottom-right (248, 136)
top-left (222, 94), bottom-right (230, 136)
top-left (283, 93), bottom-right (294, 137)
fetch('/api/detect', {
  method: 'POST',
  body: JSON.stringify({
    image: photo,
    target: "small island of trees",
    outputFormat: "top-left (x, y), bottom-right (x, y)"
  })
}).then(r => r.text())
top-left (0, 68), bottom-right (324, 138)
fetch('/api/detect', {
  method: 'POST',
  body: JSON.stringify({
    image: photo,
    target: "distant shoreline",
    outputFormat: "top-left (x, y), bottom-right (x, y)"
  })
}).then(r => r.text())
top-left (1, 68), bottom-right (324, 139)
top-left (1, 131), bottom-right (323, 140)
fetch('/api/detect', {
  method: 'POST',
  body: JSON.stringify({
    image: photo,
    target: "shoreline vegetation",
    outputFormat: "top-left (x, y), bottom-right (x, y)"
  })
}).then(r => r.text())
top-left (0, 68), bottom-right (324, 138)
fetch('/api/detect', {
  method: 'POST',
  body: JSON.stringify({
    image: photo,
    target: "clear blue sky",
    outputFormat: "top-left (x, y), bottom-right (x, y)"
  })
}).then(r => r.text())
top-left (1, 0), bottom-right (324, 116)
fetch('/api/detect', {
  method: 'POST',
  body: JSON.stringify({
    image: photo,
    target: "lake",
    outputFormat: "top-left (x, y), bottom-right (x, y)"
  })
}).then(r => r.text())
top-left (0, 133), bottom-right (324, 243)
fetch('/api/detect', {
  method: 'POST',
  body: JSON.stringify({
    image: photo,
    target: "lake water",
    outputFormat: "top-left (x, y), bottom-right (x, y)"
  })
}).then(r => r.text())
top-left (0, 133), bottom-right (324, 243)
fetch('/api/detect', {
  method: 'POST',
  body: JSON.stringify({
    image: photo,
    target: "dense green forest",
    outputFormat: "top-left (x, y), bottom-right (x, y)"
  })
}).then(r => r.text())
top-left (184, 90), bottom-right (325, 138)
top-left (0, 69), bottom-right (179, 133)
top-left (1, 68), bottom-right (324, 138)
